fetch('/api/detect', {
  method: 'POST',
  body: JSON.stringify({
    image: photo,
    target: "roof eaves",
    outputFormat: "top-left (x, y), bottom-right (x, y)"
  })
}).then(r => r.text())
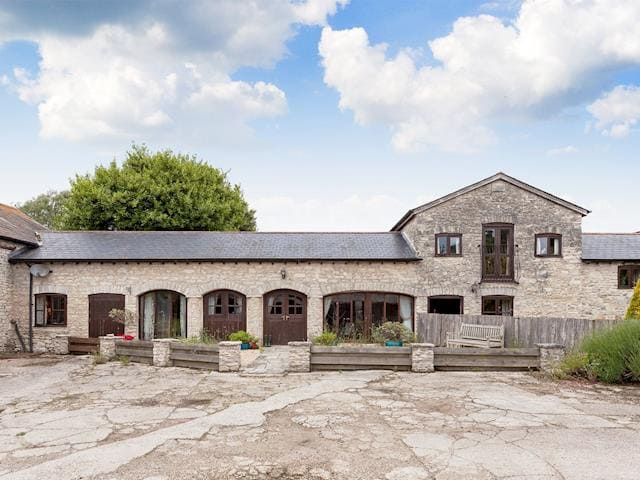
top-left (8, 256), bottom-right (422, 264)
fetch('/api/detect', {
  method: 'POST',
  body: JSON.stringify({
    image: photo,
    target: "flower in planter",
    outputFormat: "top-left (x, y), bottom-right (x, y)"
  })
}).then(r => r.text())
top-left (228, 330), bottom-right (259, 344)
top-left (372, 322), bottom-right (415, 344)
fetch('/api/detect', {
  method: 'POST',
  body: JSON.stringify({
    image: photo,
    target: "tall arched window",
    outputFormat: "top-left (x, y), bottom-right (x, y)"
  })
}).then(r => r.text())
top-left (139, 290), bottom-right (187, 340)
top-left (323, 292), bottom-right (414, 340)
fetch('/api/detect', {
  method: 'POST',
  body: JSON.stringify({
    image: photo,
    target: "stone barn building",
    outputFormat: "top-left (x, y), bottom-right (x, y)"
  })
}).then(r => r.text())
top-left (1, 172), bottom-right (638, 352)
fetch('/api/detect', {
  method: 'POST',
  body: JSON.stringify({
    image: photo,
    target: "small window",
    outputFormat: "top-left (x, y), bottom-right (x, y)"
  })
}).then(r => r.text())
top-left (435, 234), bottom-right (462, 256)
top-left (482, 295), bottom-right (513, 316)
top-left (35, 294), bottom-right (67, 327)
top-left (619, 266), bottom-right (640, 289)
top-left (535, 234), bottom-right (562, 257)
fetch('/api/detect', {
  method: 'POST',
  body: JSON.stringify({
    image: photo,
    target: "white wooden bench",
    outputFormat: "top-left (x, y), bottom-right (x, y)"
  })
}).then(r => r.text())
top-left (446, 323), bottom-right (504, 348)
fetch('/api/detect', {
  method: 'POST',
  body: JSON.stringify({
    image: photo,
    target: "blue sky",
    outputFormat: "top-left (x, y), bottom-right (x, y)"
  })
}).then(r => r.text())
top-left (0, 0), bottom-right (639, 232)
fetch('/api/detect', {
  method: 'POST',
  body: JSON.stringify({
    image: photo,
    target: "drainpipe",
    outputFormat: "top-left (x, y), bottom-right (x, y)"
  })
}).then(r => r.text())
top-left (28, 265), bottom-right (33, 353)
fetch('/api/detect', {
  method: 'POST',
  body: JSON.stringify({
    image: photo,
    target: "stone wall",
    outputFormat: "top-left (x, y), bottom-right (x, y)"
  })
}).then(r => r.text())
top-left (7, 260), bottom-right (420, 349)
top-left (1, 240), bottom-right (19, 351)
top-left (401, 179), bottom-right (633, 319)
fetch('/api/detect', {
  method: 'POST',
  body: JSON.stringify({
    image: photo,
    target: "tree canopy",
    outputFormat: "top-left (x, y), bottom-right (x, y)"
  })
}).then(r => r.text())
top-left (59, 145), bottom-right (256, 231)
top-left (17, 190), bottom-right (69, 229)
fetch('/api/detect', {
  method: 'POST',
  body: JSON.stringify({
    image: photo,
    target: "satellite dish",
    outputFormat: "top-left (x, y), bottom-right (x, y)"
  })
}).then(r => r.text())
top-left (29, 265), bottom-right (51, 278)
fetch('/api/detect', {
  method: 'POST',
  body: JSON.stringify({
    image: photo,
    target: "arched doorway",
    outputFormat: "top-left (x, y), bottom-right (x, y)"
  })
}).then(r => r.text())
top-left (203, 290), bottom-right (247, 339)
top-left (263, 289), bottom-right (307, 345)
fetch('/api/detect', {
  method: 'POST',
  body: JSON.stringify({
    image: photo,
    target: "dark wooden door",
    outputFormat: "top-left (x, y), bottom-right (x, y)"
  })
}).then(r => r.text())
top-left (89, 294), bottom-right (125, 338)
top-left (203, 290), bottom-right (246, 339)
top-left (263, 290), bottom-right (307, 345)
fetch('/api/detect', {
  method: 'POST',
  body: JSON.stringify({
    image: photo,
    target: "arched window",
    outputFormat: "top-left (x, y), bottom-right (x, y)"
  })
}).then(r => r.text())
top-left (323, 292), bottom-right (414, 339)
top-left (139, 290), bottom-right (186, 340)
top-left (203, 290), bottom-right (246, 339)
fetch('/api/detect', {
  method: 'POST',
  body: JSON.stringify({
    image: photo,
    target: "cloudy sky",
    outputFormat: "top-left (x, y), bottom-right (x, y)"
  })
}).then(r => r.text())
top-left (1, 0), bottom-right (639, 232)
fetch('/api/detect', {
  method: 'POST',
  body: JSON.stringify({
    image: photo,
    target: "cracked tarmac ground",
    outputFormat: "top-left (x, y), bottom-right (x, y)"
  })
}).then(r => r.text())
top-left (1, 356), bottom-right (640, 479)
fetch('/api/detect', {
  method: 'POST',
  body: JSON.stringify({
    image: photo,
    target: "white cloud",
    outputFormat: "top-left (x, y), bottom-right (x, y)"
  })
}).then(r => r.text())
top-left (1, 0), bottom-right (346, 142)
top-left (252, 194), bottom-right (410, 231)
top-left (546, 145), bottom-right (578, 156)
top-left (587, 85), bottom-right (640, 138)
top-left (319, 0), bottom-right (640, 153)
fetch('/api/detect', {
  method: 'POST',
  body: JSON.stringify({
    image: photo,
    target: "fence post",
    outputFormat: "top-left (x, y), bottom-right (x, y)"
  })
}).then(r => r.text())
top-left (153, 339), bottom-right (173, 367)
top-left (411, 343), bottom-right (435, 373)
top-left (52, 334), bottom-right (69, 355)
top-left (218, 341), bottom-right (242, 372)
top-left (537, 343), bottom-right (565, 374)
top-left (99, 335), bottom-right (116, 360)
top-left (288, 341), bottom-right (311, 372)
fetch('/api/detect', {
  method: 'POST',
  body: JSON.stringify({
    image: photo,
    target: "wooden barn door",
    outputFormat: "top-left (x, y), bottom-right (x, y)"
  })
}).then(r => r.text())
top-left (263, 290), bottom-right (307, 345)
top-left (89, 294), bottom-right (125, 338)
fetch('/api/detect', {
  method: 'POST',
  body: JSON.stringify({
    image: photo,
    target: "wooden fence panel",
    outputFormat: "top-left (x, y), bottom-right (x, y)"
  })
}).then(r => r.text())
top-left (418, 314), bottom-right (620, 349)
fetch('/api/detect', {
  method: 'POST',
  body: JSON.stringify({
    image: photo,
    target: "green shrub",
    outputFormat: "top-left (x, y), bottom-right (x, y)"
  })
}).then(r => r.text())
top-left (117, 355), bottom-right (131, 366)
top-left (313, 332), bottom-right (337, 346)
top-left (228, 330), bottom-right (258, 343)
top-left (179, 330), bottom-right (217, 345)
top-left (371, 322), bottom-right (415, 343)
top-left (558, 351), bottom-right (590, 379)
top-left (91, 353), bottom-right (107, 365)
top-left (562, 319), bottom-right (640, 383)
top-left (625, 280), bottom-right (640, 319)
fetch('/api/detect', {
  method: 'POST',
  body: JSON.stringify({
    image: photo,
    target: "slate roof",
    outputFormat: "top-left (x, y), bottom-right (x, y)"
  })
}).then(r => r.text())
top-left (0, 204), bottom-right (47, 246)
top-left (582, 233), bottom-right (640, 261)
top-left (8, 231), bottom-right (420, 263)
top-left (392, 172), bottom-right (590, 231)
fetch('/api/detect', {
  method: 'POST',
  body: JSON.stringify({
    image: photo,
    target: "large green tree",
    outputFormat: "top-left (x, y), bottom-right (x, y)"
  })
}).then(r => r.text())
top-left (17, 190), bottom-right (70, 229)
top-left (60, 145), bottom-right (256, 231)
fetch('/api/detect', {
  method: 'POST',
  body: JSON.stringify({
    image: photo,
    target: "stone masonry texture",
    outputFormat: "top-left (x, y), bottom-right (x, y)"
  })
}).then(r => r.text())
top-left (411, 343), bottom-right (435, 373)
top-left (218, 341), bottom-right (242, 372)
top-left (537, 343), bottom-right (566, 374)
top-left (288, 341), bottom-right (311, 372)
top-left (401, 180), bottom-right (634, 319)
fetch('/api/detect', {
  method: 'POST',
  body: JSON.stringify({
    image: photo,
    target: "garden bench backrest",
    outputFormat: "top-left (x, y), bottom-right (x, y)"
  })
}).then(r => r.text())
top-left (459, 323), bottom-right (504, 341)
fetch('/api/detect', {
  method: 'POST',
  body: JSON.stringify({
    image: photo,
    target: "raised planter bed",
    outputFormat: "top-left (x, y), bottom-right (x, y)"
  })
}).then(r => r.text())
top-left (169, 343), bottom-right (219, 370)
top-left (310, 345), bottom-right (412, 371)
top-left (433, 347), bottom-right (540, 371)
top-left (69, 337), bottom-right (99, 355)
top-left (115, 339), bottom-right (154, 365)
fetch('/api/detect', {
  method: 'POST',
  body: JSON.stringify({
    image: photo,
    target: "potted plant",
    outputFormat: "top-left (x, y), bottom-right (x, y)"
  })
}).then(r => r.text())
top-left (312, 332), bottom-right (338, 346)
top-left (228, 330), bottom-right (259, 350)
top-left (108, 308), bottom-right (135, 340)
top-left (372, 321), bottom-right (414, 347)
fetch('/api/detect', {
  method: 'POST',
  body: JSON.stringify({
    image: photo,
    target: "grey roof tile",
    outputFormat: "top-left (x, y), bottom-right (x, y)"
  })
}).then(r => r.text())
top-left (9, 231), bottom-right (420, 262)
top-left (0, 204), bottom-right (47, 246)
top-left (582, 233), bottom-right (640, 261)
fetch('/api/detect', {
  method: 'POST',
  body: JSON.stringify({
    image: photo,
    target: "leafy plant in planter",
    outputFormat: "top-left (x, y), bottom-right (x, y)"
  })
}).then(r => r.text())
top-left (228, 330), bottom-right (259, 350)
top-left (313, 332), bottom-right (338, 346)
top-left (108, 308), bottom-right (135, 340)
top-left (372, 322), bottom-right (415, 347)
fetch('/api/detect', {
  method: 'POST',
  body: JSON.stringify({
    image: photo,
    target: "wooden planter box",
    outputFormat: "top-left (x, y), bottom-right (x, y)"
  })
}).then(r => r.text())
top-left (170, 343), bottom-right (219, 370)
top-left (310, 345), bottom-right (412, 371)
top-left (69, 336), bottom-right (99, 355)
top-left (115, 340), bottom-right (154, 365)
top-left (433, 347), bottom-right (540, 371)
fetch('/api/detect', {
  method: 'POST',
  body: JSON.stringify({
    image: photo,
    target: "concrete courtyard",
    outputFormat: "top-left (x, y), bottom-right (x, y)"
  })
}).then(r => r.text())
top-left (1, 355), bottom-right (640, 480)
